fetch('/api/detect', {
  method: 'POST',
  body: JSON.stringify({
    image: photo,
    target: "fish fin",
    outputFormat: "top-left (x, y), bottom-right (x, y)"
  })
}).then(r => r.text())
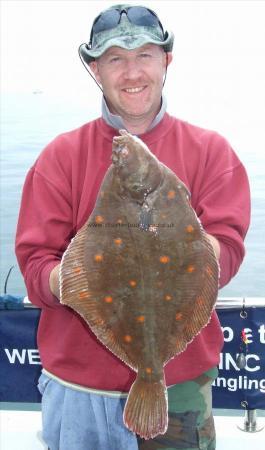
top-left (60, 224), bottom-right (135, 370)
top-left (123, 374), bottom-right (168, 439)
top-left (60, 223), bottom-right (88, 306)
top-left (183, 239), bottom-right (219, 343)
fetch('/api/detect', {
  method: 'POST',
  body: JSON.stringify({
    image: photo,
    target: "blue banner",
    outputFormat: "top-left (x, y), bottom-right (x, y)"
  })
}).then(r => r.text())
top-left (1, 305), bottom-right (265, 408)
top-left (0, 308), bottom-right (42, 403)
top-left (213, 306), bottom-right (265, 409)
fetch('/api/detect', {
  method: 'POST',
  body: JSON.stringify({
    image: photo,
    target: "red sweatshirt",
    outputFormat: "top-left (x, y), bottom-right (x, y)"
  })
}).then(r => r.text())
top-left (15, 113), bottom-right (250, 390)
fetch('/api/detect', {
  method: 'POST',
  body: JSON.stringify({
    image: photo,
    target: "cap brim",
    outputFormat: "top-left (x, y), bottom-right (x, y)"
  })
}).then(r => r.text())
top-left (80, 31), bottom-right (174, 65)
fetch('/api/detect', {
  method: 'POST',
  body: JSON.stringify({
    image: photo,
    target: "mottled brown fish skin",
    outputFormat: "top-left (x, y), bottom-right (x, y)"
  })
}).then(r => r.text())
top-left (60, 129), bottom-right (219, 440)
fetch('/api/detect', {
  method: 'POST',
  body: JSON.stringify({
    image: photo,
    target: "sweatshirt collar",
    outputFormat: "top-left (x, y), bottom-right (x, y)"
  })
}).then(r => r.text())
top-left (101, 95), bottom-right (167, 133)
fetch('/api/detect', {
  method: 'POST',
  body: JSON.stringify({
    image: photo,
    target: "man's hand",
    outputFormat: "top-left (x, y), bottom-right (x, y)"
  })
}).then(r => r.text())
top-left (49, 263), bottom-right (61, 299)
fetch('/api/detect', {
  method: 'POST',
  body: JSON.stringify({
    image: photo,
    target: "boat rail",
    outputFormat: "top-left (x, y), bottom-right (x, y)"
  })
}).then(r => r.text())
top-left (21, 296), bottom-right (265, 309)
top-left (216, 297), bottom-right (265, 309)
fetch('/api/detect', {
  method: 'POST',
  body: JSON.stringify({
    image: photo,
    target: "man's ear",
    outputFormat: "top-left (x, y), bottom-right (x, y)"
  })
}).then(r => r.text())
top-left (89, 61), bottom-right (101, 84)
top-left (165, 52), bottom-right (173, 67)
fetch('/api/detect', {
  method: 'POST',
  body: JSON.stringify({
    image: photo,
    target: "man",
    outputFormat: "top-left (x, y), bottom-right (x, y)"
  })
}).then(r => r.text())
top-left (15, 4), bottom-right (250, 450)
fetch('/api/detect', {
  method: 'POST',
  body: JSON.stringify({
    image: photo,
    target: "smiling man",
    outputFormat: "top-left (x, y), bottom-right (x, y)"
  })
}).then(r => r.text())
top-left (89, 43), bottom-right (172, 134)
top-left (15, 4), bottom-right (250, 450)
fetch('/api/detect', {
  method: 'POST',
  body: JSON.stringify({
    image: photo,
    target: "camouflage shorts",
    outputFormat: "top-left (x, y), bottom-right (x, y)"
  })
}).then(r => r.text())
top-left (137, 367), bottom-right (218, 450)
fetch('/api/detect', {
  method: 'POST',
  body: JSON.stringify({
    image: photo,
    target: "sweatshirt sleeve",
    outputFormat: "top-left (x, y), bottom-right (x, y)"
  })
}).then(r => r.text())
top-left (15, 138), bottom-right (74, 309)
top-left (193, 133), bottom-right (251, 288)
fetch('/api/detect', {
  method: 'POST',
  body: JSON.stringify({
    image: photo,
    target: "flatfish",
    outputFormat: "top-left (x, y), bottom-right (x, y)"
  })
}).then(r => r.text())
top-left (60, 130), bottom-right (219, 439)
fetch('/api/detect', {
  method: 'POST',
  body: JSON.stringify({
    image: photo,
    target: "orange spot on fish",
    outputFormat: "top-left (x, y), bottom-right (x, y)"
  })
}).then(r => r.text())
top-left (165, 295), bottom-right (172, 301)
top-left (94, 254), bottom-right (103, 262)
top-left (114, 238), bottom-right (122, 246)
top-left (175, 312), bottom-right (183, 321)
top-left (160, 255), bottom-right (170, 264)
top-left (196, 296), bottom-right (205, 307)
top-left (186, 225), bottom-right (194, 233)
top-left (116, 219), bottom-right (123, 224)
top-left (129, 280), bottom-right (137, 287)
top-left (187, 264), bottom-right (195, 273)
top-left (104, 296), bottom-right (113, 303)
top-left (145, 367), bottom-right (152, 374)
top-left (206, 265), bottom-right (213, 276)
top-left (136, 315), bottom-right (145, 323)
top-left (95, 215), bottom-right (104, 224)
top-left (124, 335), bottom-right (133, 343)
top-left (167, 190), bottom-right (176, 199)
top-left (78, 291), bottom-right (90, 299)
top-left (74, 267), bottom-right (82, 274)
top-left (94, 318), bottom-right (105, 326)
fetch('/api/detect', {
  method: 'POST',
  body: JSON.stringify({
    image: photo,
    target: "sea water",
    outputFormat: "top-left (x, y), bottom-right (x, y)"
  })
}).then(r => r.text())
top-left (0, 92), bottom-right (264, 298)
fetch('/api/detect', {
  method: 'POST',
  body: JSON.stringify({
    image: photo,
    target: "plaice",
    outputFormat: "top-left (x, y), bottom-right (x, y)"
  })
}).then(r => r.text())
top-left (60, 129), bottom-right (219, 440)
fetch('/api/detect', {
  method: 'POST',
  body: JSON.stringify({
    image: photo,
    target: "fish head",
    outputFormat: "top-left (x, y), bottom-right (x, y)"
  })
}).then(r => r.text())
top-left (112, 130), bottom-right (163, 202)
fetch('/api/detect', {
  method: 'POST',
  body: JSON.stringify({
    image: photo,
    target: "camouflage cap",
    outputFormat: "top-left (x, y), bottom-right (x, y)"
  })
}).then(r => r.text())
top-left (80, 4), bottom-right (174, 65)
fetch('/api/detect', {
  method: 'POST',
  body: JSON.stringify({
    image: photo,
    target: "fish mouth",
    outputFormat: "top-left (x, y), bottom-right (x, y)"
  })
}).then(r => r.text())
top-left (111, 144), bottom-right (129, 167)
top-left (112, 131), bottom-right (132, 167)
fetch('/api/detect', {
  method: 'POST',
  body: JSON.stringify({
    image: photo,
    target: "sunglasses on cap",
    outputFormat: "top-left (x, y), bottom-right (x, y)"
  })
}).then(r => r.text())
top-left (89, 6), bottom-right (165, 47)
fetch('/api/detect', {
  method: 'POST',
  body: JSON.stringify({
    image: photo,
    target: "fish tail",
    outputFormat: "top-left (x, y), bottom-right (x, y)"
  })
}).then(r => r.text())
top-left (123, 374), bottom-right (168, 440)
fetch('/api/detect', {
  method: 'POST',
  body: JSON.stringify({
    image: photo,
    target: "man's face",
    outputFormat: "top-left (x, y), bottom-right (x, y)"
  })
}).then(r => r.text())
top-left (89, 44), bottom-right (172, 123)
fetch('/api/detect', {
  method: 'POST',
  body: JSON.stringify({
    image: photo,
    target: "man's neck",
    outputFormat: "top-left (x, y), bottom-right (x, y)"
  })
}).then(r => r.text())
top-left (101, 96), bottom-right (167, 135)
top-left (122, 116), bottom-right (157, 135)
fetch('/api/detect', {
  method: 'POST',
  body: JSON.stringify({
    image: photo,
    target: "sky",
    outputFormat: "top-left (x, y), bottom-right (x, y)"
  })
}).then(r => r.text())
top-left (1, 0), bottom-right (265, 157)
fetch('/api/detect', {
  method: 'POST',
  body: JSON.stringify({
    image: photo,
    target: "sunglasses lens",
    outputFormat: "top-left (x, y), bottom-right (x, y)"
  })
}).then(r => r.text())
top-left (127, 7), bottom-right (160, 28)
top-left (91, 7), bottom-right (163, 42)
top-left (93, 9), bottom-right (120, 34)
